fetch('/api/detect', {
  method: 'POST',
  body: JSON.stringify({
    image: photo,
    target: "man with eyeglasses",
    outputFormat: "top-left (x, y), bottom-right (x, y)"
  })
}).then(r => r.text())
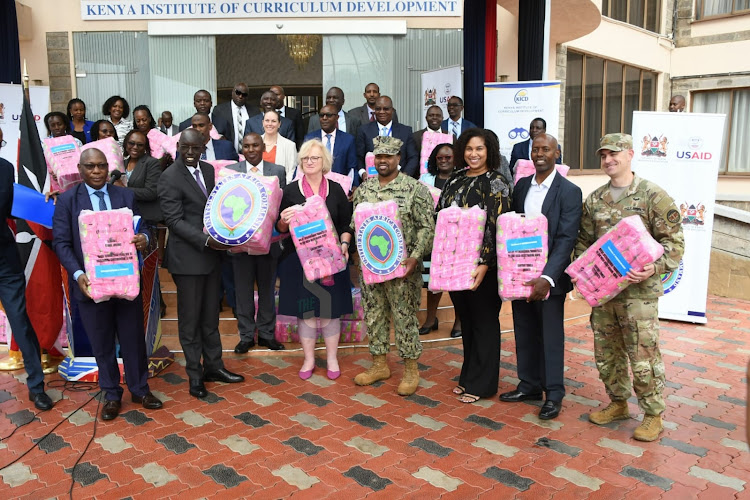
top-left (441, 96), bottom-right (477, 139)
top-left (179, 89), bottom-right (213, 131)
top-left (356, 96), bottom-right (418, 178)
top-left (304, 104), bottom-right (358, 189)
top-left (212, 83), bottom-right (258, 155)
top-left (308, 87), bottom-right (362, 140)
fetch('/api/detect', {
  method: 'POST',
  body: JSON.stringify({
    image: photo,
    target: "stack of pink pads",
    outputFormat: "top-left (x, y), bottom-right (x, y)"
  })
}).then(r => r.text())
top-left (497, 212), bottom-right (549, 300)
top-left (78, 208), bottom-right (140, 303)
top-left (429, 206), bottom-right (486, 291)
top-left (566, 215), bottom-right (664, 307)
top-left (81, 137), bottom-right (124, 174)
top-left (354, 200), bottom-right (407, 285)
top-left (513, 159), bottom-right (570, 185)
top-left (289, 194), bottom-right (347, 283)
top-left (43, 136), bottom-right (82, 192)
top-left (420, 182), bottom-right (441, 208)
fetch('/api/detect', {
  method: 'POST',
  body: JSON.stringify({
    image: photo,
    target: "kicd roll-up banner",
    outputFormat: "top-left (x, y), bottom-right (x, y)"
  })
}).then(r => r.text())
top-left (484, 81), bottom-right (561, 160)
top-left (420, 66), bottom-right (463, 128)
top-left (631, 111), bottom-right (726, 324)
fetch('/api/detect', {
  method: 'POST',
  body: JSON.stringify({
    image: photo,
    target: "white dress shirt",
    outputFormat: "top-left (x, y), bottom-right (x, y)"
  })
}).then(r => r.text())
top-left (524, 168), bottom-right (556, 287)
top-left (186, 164), bottom-right (208, 191)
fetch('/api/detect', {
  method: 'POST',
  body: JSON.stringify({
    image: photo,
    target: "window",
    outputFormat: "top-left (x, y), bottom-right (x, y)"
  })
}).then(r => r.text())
top-left (692, 88), bottom-right (750, 174)
top-left (697, 0), bottom-right (750, 19)
top-left (602, 0), bottom-right (661, 32)
top-left (564, 51), bottom-right (658, 170)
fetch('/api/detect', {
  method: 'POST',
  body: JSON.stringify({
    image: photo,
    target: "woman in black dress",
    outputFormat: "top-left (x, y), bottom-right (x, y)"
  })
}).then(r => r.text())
top-left (276, 139), bottom-right (353, 381)
top-left (437, 128), bottom-right (511, 403)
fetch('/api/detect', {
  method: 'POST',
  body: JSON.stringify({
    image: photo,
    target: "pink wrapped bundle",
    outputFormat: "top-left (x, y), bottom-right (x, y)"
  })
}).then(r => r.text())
top-left (420, 181), bottom-right (441, 208)
top-left (78, 208), bottom-right (140, 303)
top-left (497, 212), bottom-right (549, 301)
top-left (43, 136), bottom-right (82, 192)
top-left (566, 215), bottom-right (664, 307)
top-left (365, 152), bottom-right (377, 177)
top-left (429, 206), bottom-right (486, 292)
top-left (420, 131), bottom-right (454, 174)
top-left (0, 309), bottom-right (9, 344)
top-left (81, 137), bottom-right (124, 173)
top-left (209, 160), bottom-right (239, 183)
top-left (340, 320), bottom-right (367, 342)
top-left (294, 170), bottom-right (352, 195)
top-left (275, 315), bottom-right (299, 343)
top-left (354, 200), bottom-right (407, 285)
top-left (289, 195), bottom-right (346, 282)
top-left (146, 128), bottom-right (171, 159)
top-left (513, 159), bottom-right (570, 185)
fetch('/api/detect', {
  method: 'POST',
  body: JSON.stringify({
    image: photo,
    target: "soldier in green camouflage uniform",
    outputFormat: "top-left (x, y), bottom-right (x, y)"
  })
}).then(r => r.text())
top-left (344, 136), bottom-right (435, 396)
top-left (574, 133), bottom-right (684, 442)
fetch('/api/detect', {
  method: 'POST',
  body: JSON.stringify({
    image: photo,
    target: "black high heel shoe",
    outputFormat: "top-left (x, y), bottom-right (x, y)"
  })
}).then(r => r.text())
top-left (419, 318), bottom-right (439, 335)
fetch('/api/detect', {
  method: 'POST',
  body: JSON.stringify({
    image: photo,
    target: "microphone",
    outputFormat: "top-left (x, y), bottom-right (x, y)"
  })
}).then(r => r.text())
top-left (110, 170), bottom-right (123, 182)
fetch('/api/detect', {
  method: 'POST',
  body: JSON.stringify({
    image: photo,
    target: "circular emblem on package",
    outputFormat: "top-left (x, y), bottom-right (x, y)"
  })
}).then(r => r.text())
top-left (356, 215), bottom-right (405, 276)
top-left (660, 259), bottom-right (684, 294)
top-left (203, 173), bottom-right (269, 245)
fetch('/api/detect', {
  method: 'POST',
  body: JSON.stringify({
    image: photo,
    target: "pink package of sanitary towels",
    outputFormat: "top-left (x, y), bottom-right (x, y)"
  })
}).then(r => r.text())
top-left (43, 136), bottom-right (82, 192)
top-left (429, 206), bottom-right (486, 292)
top-left (497, 212), bottom-right (550, 301)
top-left (354, 200), bottom-right (407, 285)
top-left (289, 195), bottom-right (347, 282)
top-left (81, 137), bottom-right (124, 173)
top-left (513, 159), bottom-right (570, 185)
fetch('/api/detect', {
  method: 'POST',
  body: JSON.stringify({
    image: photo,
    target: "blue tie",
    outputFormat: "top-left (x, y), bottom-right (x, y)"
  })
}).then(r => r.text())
top-left (325, 134), bottom-right (332, 152)
top-left (94, 190), bottom-right (107, 211)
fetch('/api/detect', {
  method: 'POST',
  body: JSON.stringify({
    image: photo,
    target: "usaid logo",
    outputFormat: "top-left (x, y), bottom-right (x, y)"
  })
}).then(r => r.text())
top-left (514, 90), bottom-right (529, 104)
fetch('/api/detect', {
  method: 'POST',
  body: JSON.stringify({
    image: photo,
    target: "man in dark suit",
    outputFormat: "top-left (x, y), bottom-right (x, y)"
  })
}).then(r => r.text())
top-left (179, 90), bottom-right (213, 131)
top-left (190, 113), bottom-right (239, 162)
top-left (0, 128), bottom-right (53, 411)
top-left (441, 96), bottom-right (477, 138)
top-left (413, 105), bottom-right (454, 161)
top-left (348, 83), bottom-right (399, 125)
top-left (226, 132), bottom-right (287, 353)
top-left (270, 85), bottom-right (304, 149)
top-left (244, 91), bottom-right (296, 144)
top-left (308, 87), bottom-right (361, 140)
top-left (305, 105), bottom-right (358, 188)
top-left (159, 111), bottom-right (179, 136)
top-left (509, 117), bottom-right (562, 174)
top-left (158, 129), bottom-right (245, 398)
top-left (357, 96), bottom-right (418, 178)
top-left (52, 148), bottom-right (163, 420)
top-left (211, 82), bottom-right (258, 155)
top-left (499, 134), bottom-right (582, 420)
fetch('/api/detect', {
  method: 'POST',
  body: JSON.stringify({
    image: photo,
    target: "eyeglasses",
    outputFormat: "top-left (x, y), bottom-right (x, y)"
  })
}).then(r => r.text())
top-left (319, 113), bottom-right (336, 118)
top-left (234, 89), bottom-right (249, 97)
top-left (127, 140), bottom-right (146, 147)
top-left (446, 103), bottom-right (462, 107)
top-left (0, 140), bottom-right (6, 148)
top-left (301, 156), bottom-right (322, 163)
top-left (81, 162), bottom-right (108, 171)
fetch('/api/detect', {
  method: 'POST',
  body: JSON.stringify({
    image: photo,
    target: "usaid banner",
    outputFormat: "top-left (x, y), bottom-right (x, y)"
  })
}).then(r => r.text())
top-left (420, 66), bottom-right (462, 128)
top-left (0, 84), bottom-right (50, 179)
top-left (631, 111), bottom-right (726, 324)
top-left (484, 81), bottom-right (561, 161)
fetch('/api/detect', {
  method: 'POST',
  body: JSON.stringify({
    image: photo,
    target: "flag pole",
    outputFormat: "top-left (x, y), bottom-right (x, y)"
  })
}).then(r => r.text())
top-left (22, 59), bottom-right (30, 100)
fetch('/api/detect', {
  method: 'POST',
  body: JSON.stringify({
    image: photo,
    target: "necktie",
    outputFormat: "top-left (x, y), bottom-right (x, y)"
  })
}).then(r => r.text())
top-left (452, 122), bottom-right (459, 137)
top-left (325, 134), bottom-right (332, 152)
top-left (251, 166), bottom-right (259, 173)
top-left (236, 110), bottom-right (244, 152)
top-left (369, 111), bottom-right (375, 122)
top-left (200, 151), bottom-right (207, 160)
top-left (93, 190), bottom-right (106, 211)
top-left (380, 126), bottom-right (386, 136)
top-left (193, 168), bottom-right (208, 197)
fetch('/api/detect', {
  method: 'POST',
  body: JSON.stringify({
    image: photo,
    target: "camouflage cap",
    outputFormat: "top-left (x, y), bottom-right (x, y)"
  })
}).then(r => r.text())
top-left (596, 133), bottom-right (633, 153)
top-left (372, 136), bottom-right (403, 156)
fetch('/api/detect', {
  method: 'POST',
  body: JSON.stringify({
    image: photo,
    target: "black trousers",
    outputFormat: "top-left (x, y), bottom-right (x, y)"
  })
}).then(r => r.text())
top-left (172, 272), bottom-right (225, 381)
top-left (450, 270), bottom-right (501, 398)
top-left (511, 293), bottom-right (566, 402)
top-left (232, 253), bottom-right (277, 342)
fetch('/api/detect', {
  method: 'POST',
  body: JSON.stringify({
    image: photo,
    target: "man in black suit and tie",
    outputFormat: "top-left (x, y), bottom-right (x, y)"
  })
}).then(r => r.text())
top-left (191, 113), bottom-right (239, 162)
top-left (159, 111), bottom-right (179, 136)
top-left (509, 117), bottom-right (563, 174)
top-left (179, 90), bottom-right (213, 131)
top-left (270, 85), bottom-right (304, 149)
top-left (211, 83), bottom-right (257, 155)
top-left (307, 87), bottom-right (361, 141)
top-left (158, 129), bottom-right (244, 398)
top-left (52, 148), bottom-right (163, 420)
top-left (226, 133), bottom-right (287, 353)
top-left (244, 91), bottom-right (296, 144)
top-left (499, 134), bottom-right (582, 420)
top-left (356, 96), bottom-right (418, 178)
top-left (348, 83), bottom-right (399, 125)
top-left (413, 105), bottom-right (453, 160)
top-left (441, 96), bottom-right (478, 138)
top-left (305, 105), bottom-right (358, 188)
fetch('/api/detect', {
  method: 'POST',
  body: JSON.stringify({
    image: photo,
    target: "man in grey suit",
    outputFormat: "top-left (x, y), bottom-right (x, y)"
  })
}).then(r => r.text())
top-left (348, 83), bottom-right (399, 126)
top-left (226, 132), bottom-right (287, 353)
top-left (308, 87), bottom-right (361, 140)
top-left (159, 111), bottom-right (179, 136)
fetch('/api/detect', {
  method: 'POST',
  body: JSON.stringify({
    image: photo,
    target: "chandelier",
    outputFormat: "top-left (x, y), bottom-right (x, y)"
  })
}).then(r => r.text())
top-left (277, 34), bottom-right (322, 70)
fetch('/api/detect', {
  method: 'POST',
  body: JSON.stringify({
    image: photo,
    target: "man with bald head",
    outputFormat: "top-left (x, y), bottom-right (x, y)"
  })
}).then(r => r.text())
top-left (212, 82), bottom-right (258, 154)
top-left (357, 95), bottom-right (418, 178)
top-left (305, 104), bottom-right (359, 187)
top-left (308, 87), bottom-right (361, 139)
top-left (179, 89), bottom-right (213, 131)
top-left (53, 148), bottom-right (162, 420)
top-left (270, 85), bottom-right (304, 148)
top-left (668, 95), bottom-right (686, 113)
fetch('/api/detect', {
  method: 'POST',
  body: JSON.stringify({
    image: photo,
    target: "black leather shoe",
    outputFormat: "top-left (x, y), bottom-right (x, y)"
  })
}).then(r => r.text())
top-left (257, 338), bottom-right (285, 350)
top-left (234, 340), bottom-right (255, 354)
top-left (204, 368), bottom-right (244, 383)
top-left (450, 329), bottom-right (462, 338)
top-left (29, 392), bottom-right (54, 411)
top-left (189, 379), bottom-right (208, 398)
top-left (539, 400), bottom-right (562, 420)
top-left (132, 392), bottom-right (163, 410)
top-left (101, 400), bottom-right (121, 420)
top-left (499, 389), bottom-right (543, 403)
top-left (418, 318), bottom-right (439, 335)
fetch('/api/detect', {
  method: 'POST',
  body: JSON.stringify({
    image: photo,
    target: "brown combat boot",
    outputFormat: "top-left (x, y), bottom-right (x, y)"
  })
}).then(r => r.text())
top-left (589, 400), bottom-right (630, 425)
top-left (397, 359), bottom-right (420, 396)
top-left (354, 355), bottom-right (390, 386)
top-left (633, 415), bottom-right (664, 442)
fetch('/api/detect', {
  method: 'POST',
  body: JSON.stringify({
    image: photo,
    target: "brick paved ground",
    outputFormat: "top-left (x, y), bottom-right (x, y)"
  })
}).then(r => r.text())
top-left (0, 295), bottom-right (748, 499)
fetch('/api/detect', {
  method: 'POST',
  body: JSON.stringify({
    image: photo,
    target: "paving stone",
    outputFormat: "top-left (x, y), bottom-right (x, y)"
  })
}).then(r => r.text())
top-left (551, 466), bottom-right (603, 491)
top-left (660, 348), bottom-right (685, 358)
top-left (672, 361), bottom-right (707, 373)
top-left (447, 360), bottom-right (463, 369)
top-left (283, 436), bottom-right (324, 456)
top-left (535, 437), bottom-right (580, 457)
top-left (343, 466), bottom-right (392, 491)
top-left (483, 467), bottom-right (533, 492)
top-left (159, 372), bottom-right (186, 385)
top-left (521, 413), bottom-right (563, 430)
top-left (418, 378), bottom-right (437, 389)
top-left (199, 392), bottom-right (225, 404)
top-left (691, 414), bottom-right (736, 430)
top-left (664, 380), bottom-right (683, 389)
top-left (695, 327), bottom-right (723, 334)
top-left (717, 361), bottom-right (746, 372)
top-left (563, 377), bottom-right (584, 388)
top-left (565, 336), bottom-right (585, 344)
top-left (149, 389), bottom-right (173, 403)
top-left (737, 348), bottom-right (750, 355)
top-left (444, 346), bottom-right (463, 355)
top-left (472, 398), bottom-right (496, 408)
top-left (712, 316), bottom-right (740, 323)
top-left (133, 462), bottom-right (178, 487)
top-left (66, 462), bottom-right (107, 487)
top-left (121, 410), bottom-right (154, 426)
top-left (620, 466), bottom-right (673, 491)
top-left (255, 373), bottom-right (284, 386)
top-left (219, 435), bottom-right (260, 455)
top-left (499, 361), bottom-right (518, 371)
top-left (95, 433), bottom-right (133, 454)
top-left (272, 464), bottom-right (319, 490)
top-left (571, 347), bottom-right (594, 357)
top-left (659, 437), bottom-right (708, 457)
top-left (65, 408), bottom-right (96, 426)
top-left (720, 437), bottom-right (749, 452)
top-left (565, 393), bottom-right (600, 407)
top-left (157, 434), bottom-right (196, 454)
top-left (176, 410), bottom-right (212, 427)
top-left (290, 412), bottom-right (328, 430)
top-left (715, 336), bottom-right (744, 345)
top-left (694, 348), bottom-right (727, 358)
top-left (676, 336), bottom-right (706, 345)
top-left (202, 464), bottom-right (248, 488)
top-left (234, 412), bottom-right (271, 428)
top-left (578, 412), bottom-right (626, 430)
top-left (0, 463), bottom-right (37, 487)
top-left (405, 393), bottom-right (440, 408)
top-left (351, 392), bottom-right (387, 408)
top-left (348, 413), bottom-right (386, 430)
top-left (261, 357), bottom-right (291, 369)
top-left (33, 433), bottom-right (71, 454)
top-left (465, 414), bottom-right (504, 431)
top-left (583, 360), bottom-right (597, 368)
top-left (307, 373), bottom-right (335, 387)
top-left (667, 394), bottom-right (707, 408)
top-left (416, 361), bottom-right (431, 371)
top-left (688, 466), bottom-right (745, 492)
top-left (410, 437), bottom-right (453, 457)
top-left (406, 414), bottom-right (446, 431)
top-left (500, 349), bottom-right (513, 357)
top-left (596, 438), bottom-right (644, 457)
top-left (472, 438), bottom-right (519, 457)
top-left (7, 409), bottom-right (37, 427)
top-left (693, 377), bottom-right (731, 390)
top-left (345, 437), bottom-right (389, 457)
top-left (353, 359), bottom-right (371, 368)
top-left (501, 375), bottom-right (521, 385)
top-left (0, 390), bottom-right (14, 403)
top-left (244, 390), bottom-right (279, 407)
top-left (413, 466), bottom-right (463, 492)
top-left (298, 392), bottom-right (332, 407)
